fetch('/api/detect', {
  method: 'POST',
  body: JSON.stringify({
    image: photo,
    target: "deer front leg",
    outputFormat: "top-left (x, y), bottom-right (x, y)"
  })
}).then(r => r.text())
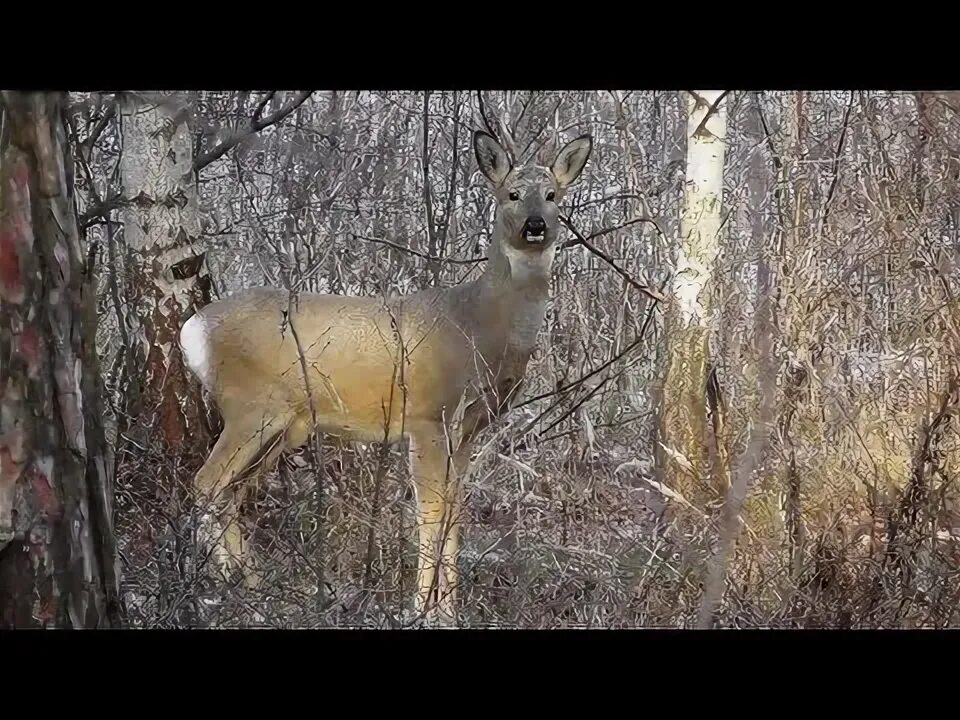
top-left (438, 441), bottom-right (474, 617)
top-left (409, 423), bottom-right (467, 626)
top-left (193, 411), bottom-right (291, 588)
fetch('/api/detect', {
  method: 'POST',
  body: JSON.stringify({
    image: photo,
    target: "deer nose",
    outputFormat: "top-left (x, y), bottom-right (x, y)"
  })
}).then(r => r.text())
top-left (525, 216), bottom-right (546, 236)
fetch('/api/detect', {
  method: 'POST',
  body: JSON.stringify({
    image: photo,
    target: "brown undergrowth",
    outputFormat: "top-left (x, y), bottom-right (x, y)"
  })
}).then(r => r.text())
top-left (113, 361), bottom-right (960, 628)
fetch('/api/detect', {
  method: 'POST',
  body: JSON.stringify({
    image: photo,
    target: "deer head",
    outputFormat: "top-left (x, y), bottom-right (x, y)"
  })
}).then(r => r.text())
top-left (473, 129), bottom-right (592, 259)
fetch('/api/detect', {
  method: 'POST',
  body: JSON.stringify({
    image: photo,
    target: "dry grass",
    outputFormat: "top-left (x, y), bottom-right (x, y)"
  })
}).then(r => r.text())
top-left (113, 356), bottom-right (960, 629)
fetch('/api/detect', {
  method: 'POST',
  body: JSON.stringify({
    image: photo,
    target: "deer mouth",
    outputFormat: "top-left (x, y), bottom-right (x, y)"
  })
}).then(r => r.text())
top-left (521, 230), bottom-right (546, 245)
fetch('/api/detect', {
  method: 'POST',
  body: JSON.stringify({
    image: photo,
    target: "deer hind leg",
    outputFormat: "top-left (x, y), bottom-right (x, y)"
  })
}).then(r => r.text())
top-left (442, 441), bottom-right (474, 612)
top-left (409, 423), bottom-right (470, 626)
top-left (193, 410), bottom-right (294, 588)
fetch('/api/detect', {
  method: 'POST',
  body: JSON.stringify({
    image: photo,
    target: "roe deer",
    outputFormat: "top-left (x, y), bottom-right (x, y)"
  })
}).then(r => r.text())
top-left (178, 128), bottom-right (593, 625)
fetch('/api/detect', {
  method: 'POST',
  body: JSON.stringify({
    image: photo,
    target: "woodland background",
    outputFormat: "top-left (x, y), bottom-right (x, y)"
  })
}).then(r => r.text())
top-left (2, 89), bottom-right (959, 628)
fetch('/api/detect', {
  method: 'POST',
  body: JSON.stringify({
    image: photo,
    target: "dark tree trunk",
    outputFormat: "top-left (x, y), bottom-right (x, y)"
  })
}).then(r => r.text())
top-left (0, 91), bottom-right (120, 628)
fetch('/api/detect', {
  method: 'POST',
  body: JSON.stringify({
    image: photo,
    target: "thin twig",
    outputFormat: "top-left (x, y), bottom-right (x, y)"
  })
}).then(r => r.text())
top-left (820, 92), bottom-right (856, 229)
top-left (421, 91), bottom-right (439, 281)
top-left (352, 234), bottom-right (484, 265)
top-left (533, 295), bottom-right (661, 437)
top-left (437, 92), bottom-right (461, 260)
top-left (696, 277), bottom-right (778, 629)
top-left (514, 281), bottom-right (664, 439)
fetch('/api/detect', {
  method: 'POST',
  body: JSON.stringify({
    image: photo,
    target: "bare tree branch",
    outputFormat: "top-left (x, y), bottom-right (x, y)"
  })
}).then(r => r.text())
top-left (192, 90), bottom-right (313, 173)
top-left (689, 90), bottom-right (730, 139)
top-left (437, 92), bottom-right (461, 257)
top-left (252, 91), bottom-right (277, 125)
top-left (422, 91), bottom-right (439, 280)
top-left (820, 92), bottom-right (856, 228)
top-left (514, 285), bottom-right (664, 435)
top-left (476, 91), bottom-right (500, 142)
top-left (560, 215), bottom-right (666, 302)
top-left (79, 191), bottom-right (127, 229)
top-left (79, 103), bottom-right (116, 161)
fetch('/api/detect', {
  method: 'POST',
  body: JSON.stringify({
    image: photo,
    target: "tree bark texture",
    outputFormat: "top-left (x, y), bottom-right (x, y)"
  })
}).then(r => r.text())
top-left (118, 92), bottom-right (211, 458)
top-left (0, 91), bottom-right (120, 628)
top-left (659, 90), bottom-right (729, 507)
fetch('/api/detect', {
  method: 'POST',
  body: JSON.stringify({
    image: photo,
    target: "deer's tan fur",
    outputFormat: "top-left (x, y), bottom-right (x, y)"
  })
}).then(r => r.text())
top-left (179, 129), bottom-right (592, 624)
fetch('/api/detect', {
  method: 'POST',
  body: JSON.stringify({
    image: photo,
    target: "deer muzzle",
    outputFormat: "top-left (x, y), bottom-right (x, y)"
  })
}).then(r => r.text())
top-left (522, 216), bottom-right (546, 244)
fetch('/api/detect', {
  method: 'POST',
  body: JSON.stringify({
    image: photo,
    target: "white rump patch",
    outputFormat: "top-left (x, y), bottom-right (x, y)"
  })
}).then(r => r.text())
top-left (179, 312), bottom-right (213, 388)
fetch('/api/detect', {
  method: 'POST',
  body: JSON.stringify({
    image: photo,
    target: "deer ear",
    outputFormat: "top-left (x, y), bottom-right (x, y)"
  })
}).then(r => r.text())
top-left (474, 130), bottom-right (512, 186)
top-left (551, 134), bottom-right (592, 188)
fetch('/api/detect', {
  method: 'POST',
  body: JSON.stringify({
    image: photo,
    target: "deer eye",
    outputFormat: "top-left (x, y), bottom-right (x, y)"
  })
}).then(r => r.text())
top-left (509, 191), bottom-right (520, 201)
top-left (546, 190), bottom-right (556, 202)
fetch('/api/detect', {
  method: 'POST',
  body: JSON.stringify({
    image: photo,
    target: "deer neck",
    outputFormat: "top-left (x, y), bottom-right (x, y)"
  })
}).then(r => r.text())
top-left (483, 214), bottom-right (557, 288)
top-left (474, 217), bottom-right (555, 357)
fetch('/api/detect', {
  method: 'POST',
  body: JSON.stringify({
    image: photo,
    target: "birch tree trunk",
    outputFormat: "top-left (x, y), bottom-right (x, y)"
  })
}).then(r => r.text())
top-left (658, 90), bottom-right (729, 506)
top-left (0, 91), bottom-right (120, 627)
top-left (118, 92), bottom-right (211, 457)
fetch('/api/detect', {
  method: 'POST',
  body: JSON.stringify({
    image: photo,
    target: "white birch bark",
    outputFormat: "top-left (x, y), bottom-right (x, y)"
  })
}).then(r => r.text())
top-left (673, 90), bottom-right (728, 328)
top-left (119, 91), bottom-right (210, 449)
top-left (659, 90), bottom-right (729, 503)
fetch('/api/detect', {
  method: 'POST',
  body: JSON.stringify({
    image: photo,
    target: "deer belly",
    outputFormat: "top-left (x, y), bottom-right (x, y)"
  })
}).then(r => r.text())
top-left (296, 367), bottom-right (409, 444)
